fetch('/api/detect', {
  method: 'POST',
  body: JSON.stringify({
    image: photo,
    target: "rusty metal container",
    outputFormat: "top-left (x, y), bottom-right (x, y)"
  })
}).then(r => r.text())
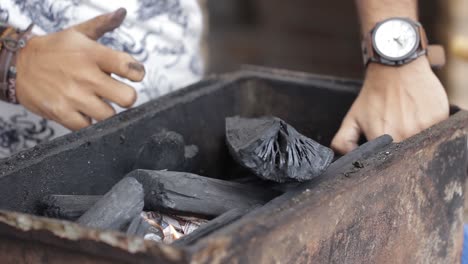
top-left (0, 67), bottom-right (465, 263)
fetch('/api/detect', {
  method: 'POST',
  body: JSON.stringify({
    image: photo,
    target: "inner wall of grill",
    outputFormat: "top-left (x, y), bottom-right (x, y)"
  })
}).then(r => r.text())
top-left (0, 75), bottom-right (358, 215)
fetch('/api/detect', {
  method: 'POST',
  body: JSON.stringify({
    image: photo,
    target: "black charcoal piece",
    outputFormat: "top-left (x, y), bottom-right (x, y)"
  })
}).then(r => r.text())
top-left (226, 116), bottom-right (334, 183)
top-left (133, 131), bottom-right (185, 171)
top-left (327, 134), bottom-right (393, 178)
top-left (77, 177), bottom-right (144, 231)
top-left (40, 195), bottom-right (101, 221)
top-left (126, 213), bottom-right (163, 238)
top-left (173, 207), bottom-right (254, 246)
top-left (129, 170), bottom-right (280, 217)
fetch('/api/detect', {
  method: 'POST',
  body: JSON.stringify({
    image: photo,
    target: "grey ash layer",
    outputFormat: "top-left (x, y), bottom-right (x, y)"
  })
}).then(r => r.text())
top-left (226, 116), bottom-right (334, 183)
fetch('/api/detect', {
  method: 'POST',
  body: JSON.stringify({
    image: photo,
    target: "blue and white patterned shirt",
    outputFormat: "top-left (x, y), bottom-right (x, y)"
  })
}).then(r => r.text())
top-left (0, 0), bottom-right (204, 157)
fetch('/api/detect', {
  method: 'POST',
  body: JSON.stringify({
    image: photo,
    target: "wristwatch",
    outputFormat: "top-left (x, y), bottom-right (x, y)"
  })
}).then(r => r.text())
top-left (361, 17), bottom-right (445, 68)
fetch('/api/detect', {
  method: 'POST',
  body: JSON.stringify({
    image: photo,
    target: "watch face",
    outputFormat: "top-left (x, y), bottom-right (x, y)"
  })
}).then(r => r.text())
top-left (373, 18), bottom-right (420, 60)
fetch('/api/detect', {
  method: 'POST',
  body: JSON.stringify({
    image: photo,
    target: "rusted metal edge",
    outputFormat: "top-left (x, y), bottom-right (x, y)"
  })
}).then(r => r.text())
top-left (0, 210), bottom-right (186, 263)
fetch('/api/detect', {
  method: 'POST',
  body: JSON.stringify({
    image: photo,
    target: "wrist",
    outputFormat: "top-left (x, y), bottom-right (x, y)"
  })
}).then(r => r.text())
top-left (0, 24), bottom-right (34, 104)
top-left (363, 56), bottom-right (435, 94)
top-left (366, 56), bottom-right (431, 75)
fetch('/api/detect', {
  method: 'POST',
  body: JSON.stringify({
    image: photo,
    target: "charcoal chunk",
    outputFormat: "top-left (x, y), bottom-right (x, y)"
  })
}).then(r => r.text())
top-left (129, 170), bottom-right (280, 217)
top-left (77, 177), bottom-right (144, 231)
top-left (226, 116), bottom-right (334, 182)
top-left (134, 131), bottom-right (185, 171)
top-left (134, 130), bottom-right (199, 172)
top-left (42, 171), bottom-right (278, 219)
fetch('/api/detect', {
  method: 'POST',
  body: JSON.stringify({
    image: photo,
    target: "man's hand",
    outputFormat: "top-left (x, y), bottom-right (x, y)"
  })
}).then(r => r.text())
top-left (331, 57), bottom-right (449, 154)
top-left (15, 8), bottom-right (145, 131)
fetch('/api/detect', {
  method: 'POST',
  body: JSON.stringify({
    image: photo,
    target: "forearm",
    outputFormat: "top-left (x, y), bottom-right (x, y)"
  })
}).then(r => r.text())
top-left (355, 0), bottom-right (418, 33)
top-left (332, 0), bottom-right (448, 154)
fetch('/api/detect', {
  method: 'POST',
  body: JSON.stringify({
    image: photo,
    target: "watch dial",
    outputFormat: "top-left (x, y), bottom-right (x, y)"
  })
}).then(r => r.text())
top-left (374, 19), bottom-right (418, 59)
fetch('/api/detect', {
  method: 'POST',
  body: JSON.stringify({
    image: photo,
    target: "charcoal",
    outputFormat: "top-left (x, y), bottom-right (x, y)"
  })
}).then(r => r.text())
top-left (40, 195), bottom-right (101, 220)
top-left (226, 116), bottom-right (334, 182)
top-left (55, 171), bottom-right (280, 219)
top-left (77, 177), bottom-right (144, 230)
top-left (126, 213), bottom-right (163, 238)
top-left (173, 207), bottom-right (254, 246)
top-left (133, 131), bottom-right (186, 171)
top-left (183, 144), bottom-right (199, 171)
top-left (327, 134), bottom-right (393, 177)
top-left (129, 170), bottom-right (281, 217)
top-left (134, 130), bottom-right (199, 171)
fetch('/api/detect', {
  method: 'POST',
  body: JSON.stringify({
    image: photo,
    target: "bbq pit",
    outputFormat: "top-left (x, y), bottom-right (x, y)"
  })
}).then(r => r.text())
top-left (0, 67), bottom-right (465, 264)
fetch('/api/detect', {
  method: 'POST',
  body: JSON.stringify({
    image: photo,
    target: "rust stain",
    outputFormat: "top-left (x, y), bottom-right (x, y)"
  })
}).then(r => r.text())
top-left (0, 210), bottom-right (184, 262)
top-left (190, 237), bottom-right (233, 264)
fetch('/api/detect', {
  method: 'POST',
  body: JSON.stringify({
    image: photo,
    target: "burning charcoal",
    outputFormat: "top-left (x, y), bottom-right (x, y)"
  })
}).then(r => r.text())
top-left (126, 213), bottom-right (163, 238)
top-left (129, 170), bottom-right (281, 217)
top-left (133, 130), bottom-right (199, 171)
top-left (77, 177), bottom-right (144, 231)
top-left (40, 195), bottom-right (101, 221)
top-left (173, 207), bottom-right (254, 246)
top-left (226, 116), bottom-right (334, 182)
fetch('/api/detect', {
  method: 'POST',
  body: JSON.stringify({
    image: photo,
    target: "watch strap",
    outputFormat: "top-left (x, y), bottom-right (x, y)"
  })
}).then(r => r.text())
top-left (427, 45), bottom-right (445, 68)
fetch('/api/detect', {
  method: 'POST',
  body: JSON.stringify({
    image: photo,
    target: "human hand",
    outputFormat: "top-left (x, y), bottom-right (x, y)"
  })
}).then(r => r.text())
top-left (15, 8), bottom-right (145, 130)
top-left (331, 57), bottom-right (449, 154)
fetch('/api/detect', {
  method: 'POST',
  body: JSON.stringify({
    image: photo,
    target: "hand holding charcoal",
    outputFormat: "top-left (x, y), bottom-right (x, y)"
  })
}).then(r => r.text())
top-left (15, 8), bottom-right (145, 130)
top-left (331, 57), bottom-right (449, 154)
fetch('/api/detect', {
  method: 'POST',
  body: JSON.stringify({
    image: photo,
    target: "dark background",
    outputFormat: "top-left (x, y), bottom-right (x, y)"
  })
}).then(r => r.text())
top-left (205, 0), bottom-right (447, 79)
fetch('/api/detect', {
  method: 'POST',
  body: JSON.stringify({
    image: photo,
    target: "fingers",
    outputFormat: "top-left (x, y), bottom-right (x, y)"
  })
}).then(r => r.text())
top-left (47, 89), bottom-right (117, 130)
top-left (73, 10), bottom-right (146, 82)
top-left (73, 8), bottom-right (127, 40)
top-left (331, 114), bottom-right (361, 154)
top-left (75, 95), bottom-right (116, 122)
top-left (93, 45), bottom-right (145, 82)
top-left (94, 73), bottom-right (137, 108)
top-left (50, 105), bottom-right (92, 131)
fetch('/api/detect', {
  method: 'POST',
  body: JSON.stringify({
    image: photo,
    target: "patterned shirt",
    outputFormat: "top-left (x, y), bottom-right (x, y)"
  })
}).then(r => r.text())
top-left (0, 0), bottom-right (204, 157)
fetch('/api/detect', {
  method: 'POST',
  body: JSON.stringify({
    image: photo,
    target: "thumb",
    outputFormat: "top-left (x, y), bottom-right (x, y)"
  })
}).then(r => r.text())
top-left (73, 8), bottom-right (127, 40)
top-left (331, 114), bottom-right (361, 155)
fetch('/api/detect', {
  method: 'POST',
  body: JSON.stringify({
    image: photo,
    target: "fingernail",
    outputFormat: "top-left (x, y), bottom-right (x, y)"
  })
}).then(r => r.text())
top-left (112, 8), bottom-right (127, 18)
top-left (109, 8), bottom-right (127, 25)
top-left (128, 62), bottom-right (145, 73)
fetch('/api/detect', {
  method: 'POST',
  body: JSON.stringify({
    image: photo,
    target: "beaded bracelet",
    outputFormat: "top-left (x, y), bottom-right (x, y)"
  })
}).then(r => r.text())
top-left (0, 23), bottom-right (34, 104)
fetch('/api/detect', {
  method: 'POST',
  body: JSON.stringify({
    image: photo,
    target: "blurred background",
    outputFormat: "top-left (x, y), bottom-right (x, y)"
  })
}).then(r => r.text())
top-left (204, 0), bottom-right (468, 109)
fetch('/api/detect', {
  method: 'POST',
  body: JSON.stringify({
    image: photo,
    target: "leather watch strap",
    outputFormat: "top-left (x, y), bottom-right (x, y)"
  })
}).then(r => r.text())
top-left (427, 45), bottom-right (445, 68)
